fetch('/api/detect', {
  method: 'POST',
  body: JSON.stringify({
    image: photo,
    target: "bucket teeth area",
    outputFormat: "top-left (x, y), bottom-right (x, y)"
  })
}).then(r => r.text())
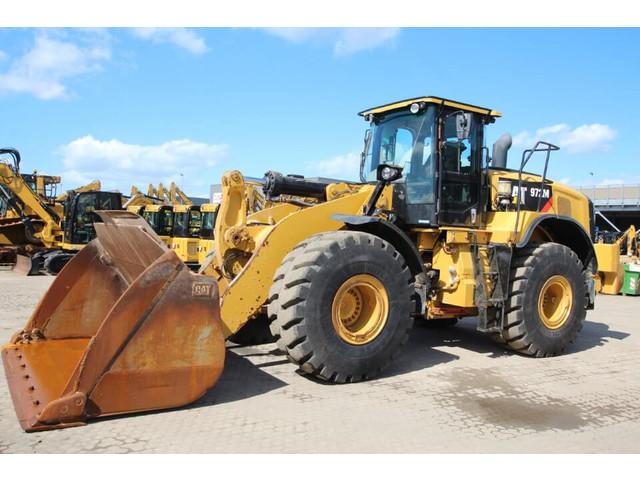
top-left (2, 211), bottom-right (225, 432)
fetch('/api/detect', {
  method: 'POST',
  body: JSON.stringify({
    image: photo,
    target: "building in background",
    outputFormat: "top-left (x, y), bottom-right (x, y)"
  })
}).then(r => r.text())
top-left (210, 184), bottom-right (222, 204)
top-left (576, 183), bottom-right (640, 231)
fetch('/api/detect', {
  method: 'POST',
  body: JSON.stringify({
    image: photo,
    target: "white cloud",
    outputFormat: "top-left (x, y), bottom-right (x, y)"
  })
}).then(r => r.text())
top-left (131, 28), bottom-right (207, 55)
top-left (512, 123), bottom-right (617, 154)
top-left (0, 33), bottom-right (110, 100)
top-left (311, 152), bottom-right (361, 179)
top-left (59, 135), bottom-right (229, 197)
top-left (0, 50), bottom-right (7, 62)
top-left (264, 28), bottom-right (400, 56)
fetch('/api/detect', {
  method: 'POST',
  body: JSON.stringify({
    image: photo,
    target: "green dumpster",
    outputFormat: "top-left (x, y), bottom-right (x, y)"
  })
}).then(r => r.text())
top-left (621, 263), bottom-right (640, 296)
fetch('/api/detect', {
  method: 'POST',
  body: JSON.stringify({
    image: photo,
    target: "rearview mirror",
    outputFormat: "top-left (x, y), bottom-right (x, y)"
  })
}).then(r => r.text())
top-left (359, 129), bottom-right (372, 182)
top-left (456, 113), bottom-right (472, 140)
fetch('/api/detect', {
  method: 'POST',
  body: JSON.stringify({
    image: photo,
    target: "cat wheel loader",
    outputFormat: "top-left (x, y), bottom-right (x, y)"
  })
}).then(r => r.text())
top-left (2, 96), bottom-right (597, 432)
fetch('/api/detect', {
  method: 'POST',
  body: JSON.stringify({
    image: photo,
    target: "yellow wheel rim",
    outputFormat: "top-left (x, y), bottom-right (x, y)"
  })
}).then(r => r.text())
top-left (538, 275), bottom-right (573, 330)
top-left (331, 274), bottom-right (389, 345)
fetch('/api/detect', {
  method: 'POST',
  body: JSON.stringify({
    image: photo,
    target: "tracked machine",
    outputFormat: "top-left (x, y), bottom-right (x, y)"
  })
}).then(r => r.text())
top-left (2, 96), bottom-right (597, 431)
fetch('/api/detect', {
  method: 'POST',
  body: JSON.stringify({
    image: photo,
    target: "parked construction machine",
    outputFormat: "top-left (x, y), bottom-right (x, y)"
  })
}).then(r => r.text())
top-left (0, 148), bottom-right (122, 274)
top-left (594, 224), bottom-right (638, 294)
top-left (2, 96), bottom-right (597, 432)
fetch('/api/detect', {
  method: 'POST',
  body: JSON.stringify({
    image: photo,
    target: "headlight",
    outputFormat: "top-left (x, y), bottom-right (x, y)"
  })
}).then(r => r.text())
top-left (376, 164), bottom-right (403, 182)
top-left (497, 180), bottom-right (512, 197)
top-left (381, 166), bottom-right (395, 180)
top-left (410, 102), bottom-right (421, 114)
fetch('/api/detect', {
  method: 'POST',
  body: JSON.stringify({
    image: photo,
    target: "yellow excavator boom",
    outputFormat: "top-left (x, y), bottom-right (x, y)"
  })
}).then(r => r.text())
top-left (54, 180), bottom-right (102, 203)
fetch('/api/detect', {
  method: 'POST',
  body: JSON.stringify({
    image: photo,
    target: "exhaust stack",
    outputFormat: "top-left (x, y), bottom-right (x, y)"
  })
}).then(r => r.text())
top-left (492, 132), bottom-right (512, 169)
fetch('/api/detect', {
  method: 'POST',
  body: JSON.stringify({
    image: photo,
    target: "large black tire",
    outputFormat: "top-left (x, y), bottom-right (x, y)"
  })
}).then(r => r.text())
top-left (267, 231), bottom-right (414, 383)
top-left (500, 242), bottom-right (586, 357)
top-left (43, 251), bottom-right (74, 275)
top-left (227, 314), bottom-right (276, 346)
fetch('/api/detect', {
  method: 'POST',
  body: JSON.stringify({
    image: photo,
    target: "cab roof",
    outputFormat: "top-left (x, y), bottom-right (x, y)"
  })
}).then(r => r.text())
top-left (358, 96), bottom-right (502, 118)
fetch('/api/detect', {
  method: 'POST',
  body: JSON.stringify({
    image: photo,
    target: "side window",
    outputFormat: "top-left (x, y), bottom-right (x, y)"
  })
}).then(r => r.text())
top-left (380, 127), bottom-right (413, 167)
top-left (442, 116), bottom-right (474, 174)
top-left (439, 112), bottom-right (483, 225)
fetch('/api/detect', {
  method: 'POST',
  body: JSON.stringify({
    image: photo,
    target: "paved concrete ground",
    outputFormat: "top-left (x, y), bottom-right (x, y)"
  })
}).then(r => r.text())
top-left (0, 270), bottom-right (639, 453)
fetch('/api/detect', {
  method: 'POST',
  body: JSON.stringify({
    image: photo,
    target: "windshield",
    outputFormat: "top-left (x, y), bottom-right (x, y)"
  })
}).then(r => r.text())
top-left (143, 208), bottom-right (174, 236)
top-left (362, 106), bottom-right (436, 203)
top-left (200, 211), bottom-right (216, 239)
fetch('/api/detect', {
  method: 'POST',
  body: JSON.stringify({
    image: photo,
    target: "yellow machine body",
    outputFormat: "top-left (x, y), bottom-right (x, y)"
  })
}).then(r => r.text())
top-left (3, 96), bottom-right (597, 432)
top-left (202, 166), bottom-right (593, 336)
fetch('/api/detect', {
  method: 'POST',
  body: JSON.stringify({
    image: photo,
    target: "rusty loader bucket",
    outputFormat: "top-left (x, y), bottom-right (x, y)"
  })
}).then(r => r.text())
top-left (2, 211), bottom-right (225, 432)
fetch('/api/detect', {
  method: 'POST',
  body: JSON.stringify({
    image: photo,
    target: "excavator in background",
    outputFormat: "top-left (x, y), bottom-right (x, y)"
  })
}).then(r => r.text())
top-left (0, 148), bottom-right (122, 274)
top-left (2, 96), bottom-right (598, 432)
top-left (594, 224), bottom-right (638, 294)
top-left (145, 182), bottom-right (192, 206)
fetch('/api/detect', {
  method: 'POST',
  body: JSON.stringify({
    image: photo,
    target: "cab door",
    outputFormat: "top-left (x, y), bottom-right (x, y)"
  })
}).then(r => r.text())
top-left (437, 111), bottom-right (483, 227)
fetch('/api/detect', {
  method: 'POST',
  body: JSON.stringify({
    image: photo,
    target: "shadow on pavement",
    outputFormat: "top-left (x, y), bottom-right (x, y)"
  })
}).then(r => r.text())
top-left (192, 351), bottom-right (289, 407)
top-left (411, 317), bottom-right (631, 358)
top-left (567, 320), bottom-right (630, 353)
top-left (412, 317), bottom-right (512, 359)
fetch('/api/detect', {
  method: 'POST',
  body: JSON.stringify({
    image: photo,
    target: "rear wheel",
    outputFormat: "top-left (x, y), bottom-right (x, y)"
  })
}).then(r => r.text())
top-left (500, 242), bottom-right (586, 357)
top-left (268, 231), bottom-right (414, 383)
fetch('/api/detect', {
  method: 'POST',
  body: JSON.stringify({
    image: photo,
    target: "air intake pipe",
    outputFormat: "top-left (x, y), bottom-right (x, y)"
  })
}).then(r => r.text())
top-left (491, 133), bottom-right (512, 169)
top-left (263, 171), bottom-right (330, 200)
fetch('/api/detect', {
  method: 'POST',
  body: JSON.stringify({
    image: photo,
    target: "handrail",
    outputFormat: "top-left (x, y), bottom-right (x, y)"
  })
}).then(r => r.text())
top-left (513, 141), bottom-right (560, 240)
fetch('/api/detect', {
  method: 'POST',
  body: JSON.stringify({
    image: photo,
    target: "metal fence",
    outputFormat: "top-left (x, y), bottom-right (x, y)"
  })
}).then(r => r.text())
top-left (575, 184), bottom-right (640, 209)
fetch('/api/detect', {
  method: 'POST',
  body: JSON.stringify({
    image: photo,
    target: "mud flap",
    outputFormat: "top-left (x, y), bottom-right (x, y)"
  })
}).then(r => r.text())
top-left (2, 211), bottom-right (225, 432)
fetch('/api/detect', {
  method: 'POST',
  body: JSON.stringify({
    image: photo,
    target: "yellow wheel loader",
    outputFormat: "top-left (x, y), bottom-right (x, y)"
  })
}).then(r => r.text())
top-left (2, 96), bottom-right (597, 432)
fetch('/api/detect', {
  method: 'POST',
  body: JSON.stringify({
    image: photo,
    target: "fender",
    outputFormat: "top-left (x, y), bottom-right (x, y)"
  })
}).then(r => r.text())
top-left (517, 214), bottom-right (597, 272)
top-left (332, 214), bottom-right (425, 276)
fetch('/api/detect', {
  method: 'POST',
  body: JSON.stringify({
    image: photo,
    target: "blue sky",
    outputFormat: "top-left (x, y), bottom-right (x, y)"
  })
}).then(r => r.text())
top-left (0, 27), bottom-right (638, 196)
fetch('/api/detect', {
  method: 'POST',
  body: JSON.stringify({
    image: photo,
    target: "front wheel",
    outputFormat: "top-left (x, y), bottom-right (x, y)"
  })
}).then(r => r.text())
top-left (499, 242), bottom-right (586, 357)
top-left (268, 231), bottom-right (414, 383)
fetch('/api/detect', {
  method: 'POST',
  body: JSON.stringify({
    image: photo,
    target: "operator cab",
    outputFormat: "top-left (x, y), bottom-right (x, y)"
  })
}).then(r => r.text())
top-left (63, 191), bottom-right (122, 246)
top-left (359, 96), bottom-right (501, 227)
top-left (143, 204), bottom-right (174, 240)
top-left (199, 203), bottom-right (219, 240)
top-left (172, 205), bottom-right (202, 239)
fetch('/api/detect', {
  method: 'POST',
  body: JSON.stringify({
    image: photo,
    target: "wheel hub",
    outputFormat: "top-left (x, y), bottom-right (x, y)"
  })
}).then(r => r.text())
top-left (538, 275), bottom-right (573, 330)
top-left (331, 274), bottom-right (389, 345)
